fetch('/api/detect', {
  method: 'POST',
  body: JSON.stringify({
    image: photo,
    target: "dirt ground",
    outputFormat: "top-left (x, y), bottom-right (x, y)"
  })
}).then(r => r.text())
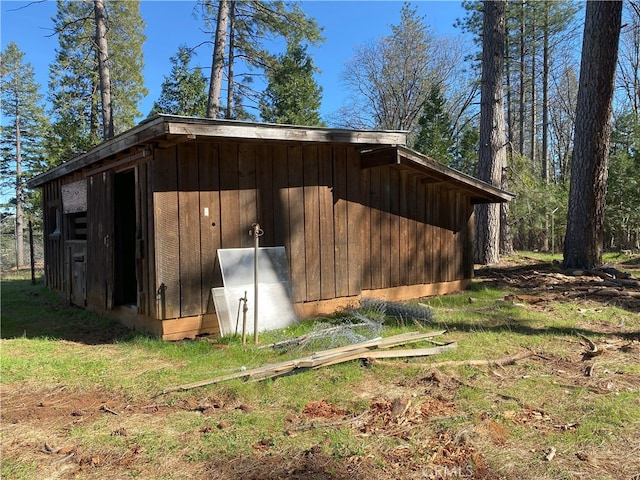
top-left (2, 257), bottom-right (639, 479)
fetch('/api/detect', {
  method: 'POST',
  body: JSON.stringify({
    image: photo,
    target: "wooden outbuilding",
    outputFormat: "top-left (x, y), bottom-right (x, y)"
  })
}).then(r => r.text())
top-left (28, 115), bottom-right (513, 340)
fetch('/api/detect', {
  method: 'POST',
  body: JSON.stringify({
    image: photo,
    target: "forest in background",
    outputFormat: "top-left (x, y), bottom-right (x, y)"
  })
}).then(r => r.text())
top-left (1, 0), bottom-right (639, 270)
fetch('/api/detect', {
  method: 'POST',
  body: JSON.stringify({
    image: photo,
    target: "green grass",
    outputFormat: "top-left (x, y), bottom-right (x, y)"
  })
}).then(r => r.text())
top-left (2, 253), bottom-right (640, 479)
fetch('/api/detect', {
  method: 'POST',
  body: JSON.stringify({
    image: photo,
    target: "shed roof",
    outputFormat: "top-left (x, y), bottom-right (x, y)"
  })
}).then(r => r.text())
top-left (28, 116), bottom-right (514, 204)
top-left (361, 146), bottom-right (514, 204)
top-left (28, 115), bottom-right (407, 188)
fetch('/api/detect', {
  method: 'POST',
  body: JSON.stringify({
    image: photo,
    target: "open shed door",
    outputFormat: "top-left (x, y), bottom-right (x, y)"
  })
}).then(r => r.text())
top-left (86, 171), bottom-right (114, 310)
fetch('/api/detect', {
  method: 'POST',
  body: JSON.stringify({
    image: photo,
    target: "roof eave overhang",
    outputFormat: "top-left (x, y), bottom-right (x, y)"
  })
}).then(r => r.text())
top-left (360, 146), bottom-right (515, 204)
top-left (28, 115), bottom-right (408, 188)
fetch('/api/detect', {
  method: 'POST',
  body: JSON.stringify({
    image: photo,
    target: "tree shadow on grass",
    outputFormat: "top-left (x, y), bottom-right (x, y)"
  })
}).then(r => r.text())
top-left (1, 277), bottom-right (135, 345)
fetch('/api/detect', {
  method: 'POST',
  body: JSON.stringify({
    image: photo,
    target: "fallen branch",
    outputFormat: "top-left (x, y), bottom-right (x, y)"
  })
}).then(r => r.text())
top-left (157, 331), bottom-right (449, 395)
top-left (578, 333), bottom-right (602, 358)
top-left (100, 405), bottom-right (120, 415)
top-left (373, 350), bottom-right (536, 369)
top-left (290, 411), bottom-right (368, 432)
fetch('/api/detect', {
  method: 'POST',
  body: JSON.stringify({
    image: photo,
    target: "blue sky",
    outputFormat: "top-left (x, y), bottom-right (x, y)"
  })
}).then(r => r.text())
top-left (1, 1), bottom-right (470, 121)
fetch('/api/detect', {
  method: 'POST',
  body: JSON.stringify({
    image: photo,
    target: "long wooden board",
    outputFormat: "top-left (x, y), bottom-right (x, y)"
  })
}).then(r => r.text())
top-left (159, 330), bottom-right (449, 394)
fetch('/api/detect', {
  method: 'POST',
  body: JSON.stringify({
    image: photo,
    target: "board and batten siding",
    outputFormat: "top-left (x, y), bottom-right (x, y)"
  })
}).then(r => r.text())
top-left (152, 139), bottom-right (474, 321)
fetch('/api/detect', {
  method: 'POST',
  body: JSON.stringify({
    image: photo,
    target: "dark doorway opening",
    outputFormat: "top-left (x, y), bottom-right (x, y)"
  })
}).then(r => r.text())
top-left (114, 170), bottom-right (137, 306)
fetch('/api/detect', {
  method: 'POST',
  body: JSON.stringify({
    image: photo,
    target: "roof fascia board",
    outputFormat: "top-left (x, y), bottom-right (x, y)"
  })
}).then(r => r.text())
top-left (28, 115), bottom-right (407, 187)
top-left (361, 146), bottom-right (515, 203)
top-left (165, 118), bottom-right (407, 145)
top-left (28, 116), bottom-right (167, 188)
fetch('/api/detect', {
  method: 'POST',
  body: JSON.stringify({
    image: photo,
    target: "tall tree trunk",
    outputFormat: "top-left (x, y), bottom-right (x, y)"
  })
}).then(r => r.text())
top-left (505, 33), bottom-right (513, 146)
top-left (94, 0), bottom-right (114, 139)
top-left (542, 3), bottom-right (550, 184)
top-left (541, 4), bottom-right (550, 252)
top-left (226, 1), bottom-right (235, 119)
top-left (476, 0), bottom-right (507, 265)
top-left (518, 0), bottom-right (525, 155)
top-left (563, 0), bottom-right (623, 270)
top-left (530, 20), bottom-right (536, 165)
top-left (207, 0), bottom-right (229, 118)
top-left (14, 111), bottom-right (24, 268)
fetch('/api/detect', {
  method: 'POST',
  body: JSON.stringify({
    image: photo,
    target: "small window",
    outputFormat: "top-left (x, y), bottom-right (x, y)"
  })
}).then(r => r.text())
top-left (49, 206), bottom-right (61, 237)
top-left (67, 212), bottom-right (87, 240)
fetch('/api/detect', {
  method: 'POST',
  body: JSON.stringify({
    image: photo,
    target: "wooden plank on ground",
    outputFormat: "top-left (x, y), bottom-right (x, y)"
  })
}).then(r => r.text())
top-left (159, 330), bottom-right (449, 394)
top-left (316, 343), bottom-right (457, 367)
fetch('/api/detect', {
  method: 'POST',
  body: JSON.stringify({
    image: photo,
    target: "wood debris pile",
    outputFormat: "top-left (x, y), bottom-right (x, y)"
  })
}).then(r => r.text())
top-left (477, 261), bottom-right (640, 311)
top-left (160, 331), bottom-right (455, 395)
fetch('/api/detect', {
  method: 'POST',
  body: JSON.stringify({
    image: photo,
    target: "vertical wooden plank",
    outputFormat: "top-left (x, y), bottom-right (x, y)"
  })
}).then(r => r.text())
top-left (199, 142), bottom-right (222, 312)
top-left (146, 156), bottom-right (156, 318)
top-left (416, 178), bottom-right (427, 285)
top-left (137, 162), bottom-right (148, 315)
top-left (333, 146), bottom-right (349, 298)
top-left (256, 144), bottom-right (275, 247)
top-left (466, 200), bottom-right (475, 279)
top-left (318, 145), bottom-right (336, 300)
top-left (436, 186), bottom-right (444, 283)
top-left (426, 183), bottom-right (435, 285)
top-left (347, 147), bottom-right (364, 295)
top-left (303, 145), bottom-right (321, 301)
top-left (407, 173), bottom-right (419, 286)
top-left (288, 144), bottom-right (306, 302)
top-left (456, 193), bottom-right (464, 281)
top-left (369, 166), bottom-right (382, 289)
top-left (177, 143), bottom-right (202, 317)
top-left (380, 169), bottom-right (391, 289)
top-left (389, 168), bottom-right (401, 287)
top-left (219, 142), bottom-right (240, 249)
top-left (87, 171), bottom-right (113, 310)
top-left (238, 142), bottom-right (257, 248)
top-left (445, 190), bottom-right (454, 282)
top-left (398, 171), bottom-right (409, 285)
top-left (153, 147), bottom-right (180, 319)
top-left (272, 144), bottom-right (290, 253)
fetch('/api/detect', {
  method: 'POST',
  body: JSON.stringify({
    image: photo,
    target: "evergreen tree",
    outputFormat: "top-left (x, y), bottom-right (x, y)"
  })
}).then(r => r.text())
top-left (150, 46), bottom-right (208, 117)
top-left (563, 0), bottom-right (622, 269)
top-left (48, 0), bottom-right (146, 163)
top-left (605, 110), bottom-right (640, 249)
top-left (259, 35), bottom-right (324, 126)
top-left (0, 42), bottom-right (49, 267)
top-left (200, 0), bottom-right (323, 119)
top-left (414, 85), bottom-right (455, 164)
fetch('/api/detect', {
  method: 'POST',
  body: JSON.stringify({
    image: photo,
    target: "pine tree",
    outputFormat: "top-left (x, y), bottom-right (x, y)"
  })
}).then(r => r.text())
top-left (200, 0), bottom-right (323, 119)
top-left (48, 0), bottom-right (147, 162)
top-left (563, 0), bottom-right (623, 269)
top-left (0, 42), bottom-right (50, 267)
top-left (475, 0), bottom-right (507, 265)
top-left (414, 85), bottom-right (455, 164)
top-left (259, 35), bottom-right (324, 126)
top-left (150, 46), bottom-right (208, 117)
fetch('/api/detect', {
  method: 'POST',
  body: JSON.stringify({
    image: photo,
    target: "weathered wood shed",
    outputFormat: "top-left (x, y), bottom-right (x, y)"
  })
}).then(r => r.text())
top-left (28, 115), bottom-right (513, 340)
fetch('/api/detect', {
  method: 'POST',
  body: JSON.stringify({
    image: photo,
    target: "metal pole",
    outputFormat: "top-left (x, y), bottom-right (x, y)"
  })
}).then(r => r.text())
top-left (250, 223), bottom-right (263, 344)
top-left (29, 217), bottom-right (35, 285)
top-left (241, 291), bottom-right (248, 344)
top-left (551, 207), bottom-right (559, 255)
